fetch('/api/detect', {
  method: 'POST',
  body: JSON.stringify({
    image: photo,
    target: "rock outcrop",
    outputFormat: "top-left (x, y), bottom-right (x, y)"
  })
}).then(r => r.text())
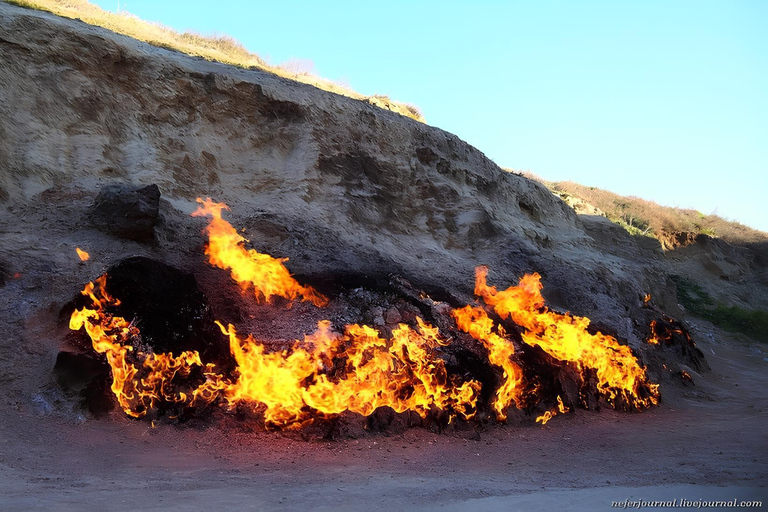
top-left (91, 183), bottom-right (160, 241)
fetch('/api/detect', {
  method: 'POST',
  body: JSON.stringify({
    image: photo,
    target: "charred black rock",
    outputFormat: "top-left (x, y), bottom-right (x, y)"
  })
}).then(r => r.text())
top-left (60, 257), bottom-right (232, 415)
top-left (53, 351), bottom-right (114, 415)
top-left (104, 256), bottom-right (229, 365)
top-left (91, 183), bottom-right (161, 241)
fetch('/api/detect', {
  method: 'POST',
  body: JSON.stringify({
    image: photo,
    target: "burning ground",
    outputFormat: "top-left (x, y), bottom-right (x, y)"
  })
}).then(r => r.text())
top-left (0, 2), bottom-right (766, 508)
top-left (64, 198), bottom-right (662, 431)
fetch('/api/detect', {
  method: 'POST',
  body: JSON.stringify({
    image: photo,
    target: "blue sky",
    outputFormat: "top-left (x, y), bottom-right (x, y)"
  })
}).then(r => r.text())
top-left (92, 0), bottom-right (768, 232)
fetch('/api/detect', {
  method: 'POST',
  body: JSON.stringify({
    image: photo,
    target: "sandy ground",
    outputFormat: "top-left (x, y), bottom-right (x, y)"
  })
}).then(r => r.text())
top-left (0, 329), bottom-right (765, 511)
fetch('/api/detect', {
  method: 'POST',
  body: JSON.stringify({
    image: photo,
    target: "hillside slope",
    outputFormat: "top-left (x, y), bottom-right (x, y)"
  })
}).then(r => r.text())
top-left (3, 0), bottom-right (424, 121)
top-left (542, 178), bottom-right (768, 248)
top-left (521, 174), bottom-right (768, 338)
top-left (0, 1), bottom-right (765, 404)
top-left (0, 3), bottom-right (767, 508)
top-left (0, 1), bottom-right (676, 334)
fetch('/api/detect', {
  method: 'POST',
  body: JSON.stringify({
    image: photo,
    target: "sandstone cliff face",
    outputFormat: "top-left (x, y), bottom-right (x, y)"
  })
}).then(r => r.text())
top-left (0, 0), bottom-right (698, 390)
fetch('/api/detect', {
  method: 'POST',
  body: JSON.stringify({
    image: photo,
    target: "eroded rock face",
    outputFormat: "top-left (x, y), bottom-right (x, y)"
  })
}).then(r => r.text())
top-left (0, 6), bottom-right (569, 290)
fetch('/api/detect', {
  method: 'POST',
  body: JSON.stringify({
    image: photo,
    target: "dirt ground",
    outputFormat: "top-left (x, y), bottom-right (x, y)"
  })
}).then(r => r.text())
top-left (0, 324), bottom-right (765, 511)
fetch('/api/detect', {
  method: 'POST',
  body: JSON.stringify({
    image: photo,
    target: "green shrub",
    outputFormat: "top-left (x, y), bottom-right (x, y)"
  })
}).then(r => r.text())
top-left (671, 276), bottom-right (768, 342)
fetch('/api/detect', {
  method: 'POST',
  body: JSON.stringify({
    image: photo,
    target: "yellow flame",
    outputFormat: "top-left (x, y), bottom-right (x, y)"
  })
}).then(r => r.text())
top-left (536, 395), bottom-right (570, 425)
top-left (219, 318), bottom-right (480, 427)
top-left (474, 266), bottom-right (659, 410)
top-left (76, 247), bottom-right (90, 261)
top-left (69, 276), bottom-right (227, 418)
top-left (68, 200), bottom-right (661, 428)
top-left (191, 197), bottom-right (327, 306)
top-left (451, 305), bottom-right (524, 420)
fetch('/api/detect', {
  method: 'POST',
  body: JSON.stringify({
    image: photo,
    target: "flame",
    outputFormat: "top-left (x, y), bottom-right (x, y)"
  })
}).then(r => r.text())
top-left (536, 395), bottom-right (570, 425)
top-left (191, 197), bottom-right (327, 307)
top-left (643, 294), bottom-right (651, 305)
top-left (535, 410), bottom-right (555, 425)
top-left (647, 321), bottom-right (661, 345)
top-left (70, 276), bottom-right (480, 427)
top-left (451, 305), bottom-right (524, 420)
top-left (474, 266), bottom-right (659, 410)
top-left (647, 317), bottom-right (695, 348)
top-left (68, 200), bottom-right (662, 428)
top-left (219, 318), bottom-right (480, 427)
top-left (76, 247), bottom-right (90, 261)
top-left (69, 276), bottom-right (226, 418)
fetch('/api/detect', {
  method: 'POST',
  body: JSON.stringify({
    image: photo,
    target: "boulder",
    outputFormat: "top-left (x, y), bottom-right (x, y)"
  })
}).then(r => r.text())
top-left (91, 183), bottom-right (161, 241)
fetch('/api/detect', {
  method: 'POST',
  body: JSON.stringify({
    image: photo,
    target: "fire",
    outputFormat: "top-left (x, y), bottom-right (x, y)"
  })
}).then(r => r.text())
top-left (643, 294), bottom-right (651, 305)
top-left (473, 266), bottom-right (659, 410)
top-left (451, 306), bottom-right (524, 420)
top-left (219, 318), bottom-right (480, 427)
top-left (647, 317), bottom-right (694, 347)
top-left (191, 197), bottom-right (327, 307)
top-left (647, 322), bottom-right (661, 345)
top-left (536, 395), bottom-right (569, 425)
top-left (69, 276), bottom-right (226, 418)
top-left (76, 247), bottom-right (90, 261)
top-left (69, 276), bottom-right (479, 426)
top-left (67, 199), bottom-right (662, 429)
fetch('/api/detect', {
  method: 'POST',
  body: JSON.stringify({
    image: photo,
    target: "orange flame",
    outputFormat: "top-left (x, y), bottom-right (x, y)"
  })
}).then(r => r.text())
top-left (647, 317), bottom-right (694, 348)
top-left (191, 198), bottom-right (327, 306)
top-left (76, 247), bottom-right (90, 261)
top-left (69, 276), bottom-right (226, 418)
top-left (474, 266), bottom-right (659, 410)
top-left (70, 276), bottom-right (480, 426)
top-left (536, 395), bottom-right (570, 425)
top-left (218, 318), bottom-right (480, 427)
top-left (68, 200), bottom-right (661, 428)
top-left (451, 305), bottom-right (524, 420)
top-left (647, 320), bottom-right (661, 345)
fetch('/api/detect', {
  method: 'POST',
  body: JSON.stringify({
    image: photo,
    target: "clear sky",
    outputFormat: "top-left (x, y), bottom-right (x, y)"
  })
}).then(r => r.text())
top-left (92, 0), bottom-right (768, 232)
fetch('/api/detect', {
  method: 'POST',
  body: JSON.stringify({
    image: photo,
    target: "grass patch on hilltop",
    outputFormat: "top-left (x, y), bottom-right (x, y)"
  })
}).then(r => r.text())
top-left (2, 0), bottom-right (424, 122)
top-left (549, 181), bottom-right (768, 246)
top-left (514, 171), bottom-right (768, 247)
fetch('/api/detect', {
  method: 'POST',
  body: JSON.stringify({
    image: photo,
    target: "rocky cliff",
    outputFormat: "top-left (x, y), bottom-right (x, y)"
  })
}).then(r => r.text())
top-left (1, 2), bottom-right (759, 405)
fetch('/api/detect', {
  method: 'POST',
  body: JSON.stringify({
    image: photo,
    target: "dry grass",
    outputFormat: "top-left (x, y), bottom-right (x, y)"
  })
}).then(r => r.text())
top-left (2, 0), bottom-right (424, 122)
top-left (513, 171), bottom-right (768, 247)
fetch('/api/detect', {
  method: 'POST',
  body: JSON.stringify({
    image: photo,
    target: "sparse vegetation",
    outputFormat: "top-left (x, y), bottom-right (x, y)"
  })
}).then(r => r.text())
top-left (2, 0), bottom-right (425, 122)
top-left (515, 171), bottom-right (768, 247)
top-left (672, 276), bottom-right (768, 342)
